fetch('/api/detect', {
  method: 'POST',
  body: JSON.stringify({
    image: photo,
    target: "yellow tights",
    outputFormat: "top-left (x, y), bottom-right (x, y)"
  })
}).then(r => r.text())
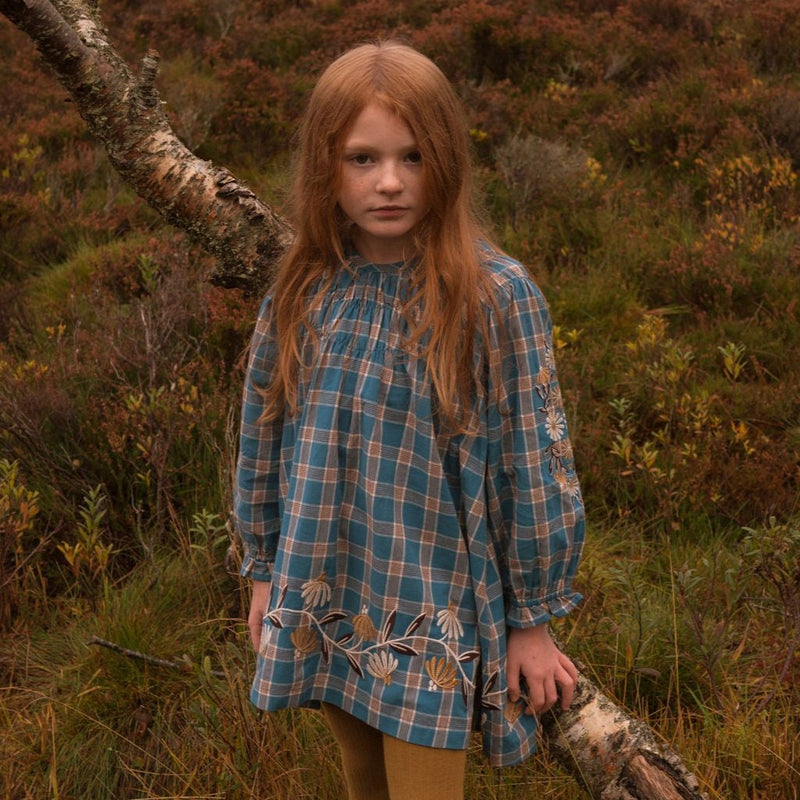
top-left (321, 703), bottom-right (467, 800)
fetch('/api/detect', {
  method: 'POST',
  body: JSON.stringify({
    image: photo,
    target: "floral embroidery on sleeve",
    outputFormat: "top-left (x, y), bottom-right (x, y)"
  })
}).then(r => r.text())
top-left (535, 343), bottom-right (581, 502)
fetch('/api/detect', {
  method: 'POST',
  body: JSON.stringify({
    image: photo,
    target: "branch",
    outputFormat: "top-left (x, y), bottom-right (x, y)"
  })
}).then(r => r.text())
top-left (0, 0), bottom-right (291, 294)
top-left (541, 673), bottom-right (709, 800)
top-left (87, 635), bottom-right (227, 679)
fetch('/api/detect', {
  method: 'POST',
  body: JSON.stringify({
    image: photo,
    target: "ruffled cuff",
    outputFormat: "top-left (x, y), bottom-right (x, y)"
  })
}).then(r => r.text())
top-left (239, 552), bottom-right (274, 582)
top-left (505, 589), bottom-right (583, 628)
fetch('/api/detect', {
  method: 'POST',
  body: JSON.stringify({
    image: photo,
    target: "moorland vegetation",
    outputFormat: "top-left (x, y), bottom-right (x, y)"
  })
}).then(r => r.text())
top-left (1, 0), bottom-right (799, 797)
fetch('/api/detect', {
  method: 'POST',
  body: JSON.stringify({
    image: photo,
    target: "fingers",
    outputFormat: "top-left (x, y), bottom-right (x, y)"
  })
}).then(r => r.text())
top-left (508, 644), bottom-right (579, 715)
top-left (248, 614), bottom-right (262, 652)
top-left (247, 601), bottom-right (263, 651)
top-left (524, 668), bottom-right (561, 715)
top-left (557, 653), bottom-right (579, 709)
top-left (248, 580), bottom-right (271, 653)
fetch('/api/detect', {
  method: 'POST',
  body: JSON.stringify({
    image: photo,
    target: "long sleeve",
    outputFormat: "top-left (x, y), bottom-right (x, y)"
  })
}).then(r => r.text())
top-left (486, 272), bottom-right (585, 628)
top-left (234, 295), bottom-right (283, 581)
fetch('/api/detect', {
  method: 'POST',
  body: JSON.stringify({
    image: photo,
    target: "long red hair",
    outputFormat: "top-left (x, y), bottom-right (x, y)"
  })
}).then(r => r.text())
top-left (263, 41), bottom-right (496, 430)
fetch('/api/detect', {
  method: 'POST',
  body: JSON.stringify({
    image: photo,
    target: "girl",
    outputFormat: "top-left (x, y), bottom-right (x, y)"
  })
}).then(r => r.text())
top-left (235, 40), bottom-right (585, 800)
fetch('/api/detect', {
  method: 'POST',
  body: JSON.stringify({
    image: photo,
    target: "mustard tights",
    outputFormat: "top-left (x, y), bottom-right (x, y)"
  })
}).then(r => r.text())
top-left (321, 703), bottom-right (467, 800)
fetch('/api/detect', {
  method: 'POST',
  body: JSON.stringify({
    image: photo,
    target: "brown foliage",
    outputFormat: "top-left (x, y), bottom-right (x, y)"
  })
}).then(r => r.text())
top-left (2, 0), bottom-right (800, 555)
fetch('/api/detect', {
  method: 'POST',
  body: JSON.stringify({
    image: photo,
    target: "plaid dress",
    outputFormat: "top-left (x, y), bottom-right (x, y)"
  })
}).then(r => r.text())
top-left (234, 247), bottom-right (584, 766)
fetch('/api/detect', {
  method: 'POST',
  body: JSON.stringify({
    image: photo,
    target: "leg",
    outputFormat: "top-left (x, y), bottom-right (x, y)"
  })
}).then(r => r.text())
top-left (321, 703), bottom-right (390, 800)
top-left (383, 734), bottom-right (467, 800)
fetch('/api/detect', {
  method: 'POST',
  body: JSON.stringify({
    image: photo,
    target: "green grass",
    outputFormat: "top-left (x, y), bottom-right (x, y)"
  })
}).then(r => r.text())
top-left (2, 515), bottom-right (798, 799)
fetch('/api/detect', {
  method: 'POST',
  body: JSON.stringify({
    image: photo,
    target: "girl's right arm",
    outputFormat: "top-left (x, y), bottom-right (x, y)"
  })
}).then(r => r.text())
top-left (234, 295), bottom-right (284, 583)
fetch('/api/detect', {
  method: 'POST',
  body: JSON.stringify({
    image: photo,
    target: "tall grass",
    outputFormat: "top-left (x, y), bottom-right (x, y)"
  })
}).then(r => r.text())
top-left (2, 517), bottom-right (798, 798)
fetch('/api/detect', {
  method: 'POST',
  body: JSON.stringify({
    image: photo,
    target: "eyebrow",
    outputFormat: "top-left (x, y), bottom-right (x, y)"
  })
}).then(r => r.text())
top-left (342, 140), bottom-right (419, 153)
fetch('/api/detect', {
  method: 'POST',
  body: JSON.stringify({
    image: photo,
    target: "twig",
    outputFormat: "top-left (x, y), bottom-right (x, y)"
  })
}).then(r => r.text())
top-left (87, 635), bottom-right (227, 678)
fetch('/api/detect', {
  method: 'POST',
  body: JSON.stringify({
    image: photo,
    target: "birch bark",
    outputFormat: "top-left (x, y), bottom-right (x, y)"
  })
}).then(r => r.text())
top-left (0, 0), bottom-right (291, 295)
top-left (541, 673), bottom-right (709, 799)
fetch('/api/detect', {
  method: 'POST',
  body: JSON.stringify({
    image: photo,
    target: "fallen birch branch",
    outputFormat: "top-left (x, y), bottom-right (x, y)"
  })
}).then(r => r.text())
top-left (541, 672), bottom-right (709, 800)
top-left (87, 635), bottom-right (227, 679)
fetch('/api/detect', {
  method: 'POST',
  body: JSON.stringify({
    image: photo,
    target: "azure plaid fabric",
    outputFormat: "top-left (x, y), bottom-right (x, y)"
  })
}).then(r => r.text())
top-left (234, 246), bottom-right (584, 766)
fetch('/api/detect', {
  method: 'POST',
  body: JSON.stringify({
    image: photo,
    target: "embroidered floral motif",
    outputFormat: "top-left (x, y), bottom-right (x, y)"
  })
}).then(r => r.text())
top-left (534, 351), bottom-right (582, 507)
top-left (300, 572), bottom-right (331, 609)
top-left (352, 605), bottom-right (378, 642)
top-left (544, 341), bottom-right (556, 371)
top-left (547, 440), bottom-right (574, 476)
top-left (435, 603), bottom-right (464, 641)
top-left (504, 697), bottom-right (524, 724)
top-left (366, 650), bottom-right (399, 686)
top-left (257, 625), bottom-right (273, 657)
top-left (425, 657), bottom-right (459, 690)
top-left (545, 409), bottom-right (565, 441)
top-left (290, 624), bottom-right (319, 656)
top-left (566, 473), bottom-right (581, 498)
top-left (480, 670), bottom-right (502, 712)
top-left (267, 583), bottom-right (482, 702)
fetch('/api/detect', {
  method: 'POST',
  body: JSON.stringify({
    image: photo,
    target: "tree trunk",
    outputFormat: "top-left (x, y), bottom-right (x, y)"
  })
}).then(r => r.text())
top-left (541, 673), bottom-right (708, 799)
top-left (0, 0), bottom-right (291, 295)
top-left (0, 2), bottom-right (709, 797)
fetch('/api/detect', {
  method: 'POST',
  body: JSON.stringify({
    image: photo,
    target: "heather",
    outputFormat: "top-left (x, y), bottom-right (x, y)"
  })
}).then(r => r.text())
top-left (1, 1), bottom-right (798, 797)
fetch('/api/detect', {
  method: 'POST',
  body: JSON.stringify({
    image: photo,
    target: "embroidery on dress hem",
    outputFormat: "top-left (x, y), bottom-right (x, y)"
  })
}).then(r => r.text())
top-left (268, 574), bottom-right (488, 702)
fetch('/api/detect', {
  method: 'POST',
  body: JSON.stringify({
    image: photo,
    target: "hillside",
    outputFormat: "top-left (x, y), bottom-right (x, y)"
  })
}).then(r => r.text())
top-left (1, 1), bottom-right (798, 797)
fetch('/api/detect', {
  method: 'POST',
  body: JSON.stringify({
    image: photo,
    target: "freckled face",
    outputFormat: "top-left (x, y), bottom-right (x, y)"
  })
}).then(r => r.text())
top-left (337, 103), bottom-right (428, 264)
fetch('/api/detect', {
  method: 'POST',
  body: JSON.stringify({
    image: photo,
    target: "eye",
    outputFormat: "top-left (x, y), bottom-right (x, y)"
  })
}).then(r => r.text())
top-left (405, 150), bottom-right (422, 164)
top-left (349, 153), bottom-right (372, 165)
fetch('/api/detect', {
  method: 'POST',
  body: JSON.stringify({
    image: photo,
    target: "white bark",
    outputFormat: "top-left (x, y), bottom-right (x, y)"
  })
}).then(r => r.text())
top-left (542, 673), bottom-right (708, 799)
top-left (0, 0), bottom-right (291, 295)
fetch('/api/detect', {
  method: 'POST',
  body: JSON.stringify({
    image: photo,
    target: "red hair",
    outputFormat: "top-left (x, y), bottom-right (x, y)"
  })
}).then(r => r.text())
top-left (263, 41), bottom-right (496, 430)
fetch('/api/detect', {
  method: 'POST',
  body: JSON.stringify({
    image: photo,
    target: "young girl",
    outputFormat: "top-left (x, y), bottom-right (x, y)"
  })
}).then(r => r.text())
top-left (234, 40), bottom-right (585, 800)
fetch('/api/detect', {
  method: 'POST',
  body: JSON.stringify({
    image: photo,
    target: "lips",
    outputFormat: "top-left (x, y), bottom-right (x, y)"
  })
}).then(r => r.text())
top-left (371, 206), bottom-right (408, 217)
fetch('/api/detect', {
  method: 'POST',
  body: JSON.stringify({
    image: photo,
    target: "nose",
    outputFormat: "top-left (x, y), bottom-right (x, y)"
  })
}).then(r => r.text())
top-left (376, 161), bottom-right (403, 194)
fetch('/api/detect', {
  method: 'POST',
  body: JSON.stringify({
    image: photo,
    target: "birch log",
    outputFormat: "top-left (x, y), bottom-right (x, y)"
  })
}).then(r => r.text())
top-left (0, 2), bottom-right (709, 797)
top-left (541, 673), bottom-right (708, 799)
top-left (0, 0), bottom-right (291, 295)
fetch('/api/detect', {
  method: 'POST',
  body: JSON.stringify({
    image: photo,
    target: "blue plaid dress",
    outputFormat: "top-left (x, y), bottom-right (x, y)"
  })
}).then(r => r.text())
top-left (234, 246), bottom-right (584, 766)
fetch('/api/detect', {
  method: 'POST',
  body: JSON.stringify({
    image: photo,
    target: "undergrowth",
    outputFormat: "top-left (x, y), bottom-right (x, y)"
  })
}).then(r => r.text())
top-left (2, 0), bottom-right (800, 797)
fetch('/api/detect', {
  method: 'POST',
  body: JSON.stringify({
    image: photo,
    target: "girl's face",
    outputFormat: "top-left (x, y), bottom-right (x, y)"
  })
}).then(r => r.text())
top-left (337, 103), bottom-right (428, 264)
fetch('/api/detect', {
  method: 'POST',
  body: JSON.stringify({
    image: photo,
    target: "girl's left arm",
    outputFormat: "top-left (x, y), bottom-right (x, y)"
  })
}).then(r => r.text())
top-left (488, 272), bottom-right (586, 629)
top-left (488, 271), bottom-right (586, 712)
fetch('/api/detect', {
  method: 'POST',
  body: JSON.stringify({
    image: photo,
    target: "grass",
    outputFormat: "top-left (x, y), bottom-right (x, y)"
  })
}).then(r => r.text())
top-left (2, 514), bottom-right (798, 799)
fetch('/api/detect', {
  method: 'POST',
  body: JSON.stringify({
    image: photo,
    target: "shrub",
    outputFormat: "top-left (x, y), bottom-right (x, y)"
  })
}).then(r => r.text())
top-left (0, 232), bottom-right (252, 587)
top-left (0, 458), bottom-right (41, 630)
top-left (494, 134), bottom-right (594, 229)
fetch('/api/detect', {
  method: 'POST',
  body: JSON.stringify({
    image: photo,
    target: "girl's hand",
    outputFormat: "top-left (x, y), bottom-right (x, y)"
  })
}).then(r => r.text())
top-left (506, 624), bottom-right (578, 715)
top-left (248, 580), bottom-right (271, 652)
